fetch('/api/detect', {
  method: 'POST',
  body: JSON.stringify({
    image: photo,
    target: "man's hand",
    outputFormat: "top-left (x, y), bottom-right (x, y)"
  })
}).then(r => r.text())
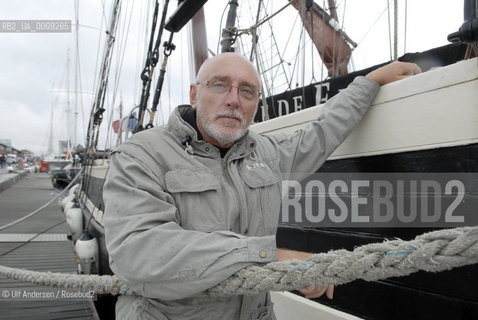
top-left (277, 248), bottom-right (334, 300)
top-left (366, 61), bottom-right (422, 86)
top-left (299, 285), bottom-right (334, 299)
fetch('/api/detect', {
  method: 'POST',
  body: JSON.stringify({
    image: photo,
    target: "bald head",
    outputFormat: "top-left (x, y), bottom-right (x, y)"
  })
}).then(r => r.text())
top-left (195, 52), bottom-right (260, 86)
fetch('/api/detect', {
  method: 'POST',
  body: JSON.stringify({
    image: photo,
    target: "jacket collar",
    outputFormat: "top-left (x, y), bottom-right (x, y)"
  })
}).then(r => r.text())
top-left (168, 105), bottom-right (258, 159)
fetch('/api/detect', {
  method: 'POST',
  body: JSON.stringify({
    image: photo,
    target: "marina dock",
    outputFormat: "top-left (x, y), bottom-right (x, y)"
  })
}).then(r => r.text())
top-left (0, 170), bottom-right (99, 319)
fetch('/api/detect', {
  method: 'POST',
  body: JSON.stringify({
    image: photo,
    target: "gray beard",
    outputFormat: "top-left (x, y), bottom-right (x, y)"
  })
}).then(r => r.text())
top-left (197, 109), bottom-right (251, 147)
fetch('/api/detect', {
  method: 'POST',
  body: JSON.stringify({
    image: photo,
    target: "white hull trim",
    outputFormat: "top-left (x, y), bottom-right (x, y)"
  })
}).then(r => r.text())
top-left (271, 291), bottom-right (363, 320)
top-left (252, 58), bottom-right (478, 160)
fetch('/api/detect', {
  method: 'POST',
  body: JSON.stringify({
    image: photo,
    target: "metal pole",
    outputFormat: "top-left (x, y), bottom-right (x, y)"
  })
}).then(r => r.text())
top-left (221, 0), bottom-right (239, 52)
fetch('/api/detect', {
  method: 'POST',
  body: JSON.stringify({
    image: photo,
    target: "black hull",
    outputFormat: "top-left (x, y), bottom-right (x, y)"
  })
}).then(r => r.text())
top-left (77, 174), bottom-right (117, 320)
top-left (277, 143), bottom-right (478, 319)
top-left (78, 175), bottom-right (111, 276)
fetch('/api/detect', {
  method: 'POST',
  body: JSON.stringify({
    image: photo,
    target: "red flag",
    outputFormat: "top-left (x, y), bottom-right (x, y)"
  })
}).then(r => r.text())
top-left (112, 120), bottom-right (120, 134)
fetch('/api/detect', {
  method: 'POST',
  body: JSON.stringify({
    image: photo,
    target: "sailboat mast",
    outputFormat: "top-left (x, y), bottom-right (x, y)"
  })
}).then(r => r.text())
top-left (190, 8), bottom-right (208, 75)
top-left (221, 0), bottom-right (238, 52)
top-left (66, 49), bottom-right (71, 153)
top-left (464, 0), bottom-right (478, 20)
top-left (85, 0), bottom-right (122, 151)
top-left (47, 103), bottom-right (54, 155)
top-left (73, 0), bottom-right (79, 148)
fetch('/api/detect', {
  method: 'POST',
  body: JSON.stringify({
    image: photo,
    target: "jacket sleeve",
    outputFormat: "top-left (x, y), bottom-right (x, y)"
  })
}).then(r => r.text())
top-left (103, 150), bottom-right (277, 301)
top-left (267, 76), bottom-right (380, 180)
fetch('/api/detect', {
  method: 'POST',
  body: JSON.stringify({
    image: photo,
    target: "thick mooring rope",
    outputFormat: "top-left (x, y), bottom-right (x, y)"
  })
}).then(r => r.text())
top-left (0, 226), bottom-right (477, 297)
top-left (206, 226), bottom-right (478, 297)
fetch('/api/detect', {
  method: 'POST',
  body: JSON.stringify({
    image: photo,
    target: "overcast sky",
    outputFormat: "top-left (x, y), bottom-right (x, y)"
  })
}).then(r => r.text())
top-left (0, 0), bottom-right (464, 156)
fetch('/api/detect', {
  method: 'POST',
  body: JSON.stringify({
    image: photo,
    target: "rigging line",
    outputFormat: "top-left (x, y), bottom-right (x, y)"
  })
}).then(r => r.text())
top-left (249, 1), bottom-right (273, 119)
top-left (317, 0), bottom-right (325, 81)
top-left (252, 4), bottom-right (271, 99)
top-left (134, 0), bottom-right (160, 132)
top-left (355, 5), bottom-right (389, 51)
top-left (330, 0), bottom-right (339, 76)
top-left (76, 50), bottom-right (86, 146)
top-left (89, 0), bottom-right (123, 150)
top-left (276, 13), bottom-right (300, 90)
top-left (387, 0), bottom-right (392, 61)
top-left (133, 1), bottom-right (150, 104)
top-left (288, 25), bottom-right (305, 89)
top-left (300, 2), bottom-right (307, 103)
top-left (135, 0), bottom-right (170, 132)
top-left (320, 0), bottom-right (326, 80)
top-left (393, 0), bottom-right (398, 60)
top-left (148, 32), bottom-right (175, 129)
top-left (112, 1), bottom-right (135, 110)
top-left (0, 220), bottom-right (67, 258)
top-left (249, 0), bottom-right (262, 63)
top-left (167, 57), bottom-right (171, 125)
top-left (255, 38), bottom-right (272, 121)
top-left (101, 0), bottom-right (109, 28)
top-left (247, 0), bottom-right (296, 31)
top-left (261, 0), bottom-right (292, 92)
top-left (0, 169), bottom-right (83, 232)
top-left (104, 0), bottom-right (135, 150)
top-left (180, 32), bottom-right (183, 108)
top-left (330, 2), bottom-right (337, 76)
top-left (91, 1), bottom-right (107, 97)
top-left (301, 3), bottom-right (306, 88)
top-left (334, 0), bottom-right (348, 76)
top-left (74, 0), bottom-right (80, 147)
top-left (217, 2), bottom-right (230, 56)
top-left (310, 9), bottom-right (316, 83)
top-left (404, 0), bottom-right (407, 54)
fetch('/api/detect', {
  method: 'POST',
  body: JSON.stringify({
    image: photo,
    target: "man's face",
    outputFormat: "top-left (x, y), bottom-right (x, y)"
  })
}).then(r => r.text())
top-left (190, 54), bottom-right (261, 148)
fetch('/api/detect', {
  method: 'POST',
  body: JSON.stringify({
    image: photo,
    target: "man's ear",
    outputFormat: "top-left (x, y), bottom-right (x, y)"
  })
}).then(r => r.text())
top-left (190, 84), bottom-right (197, 110)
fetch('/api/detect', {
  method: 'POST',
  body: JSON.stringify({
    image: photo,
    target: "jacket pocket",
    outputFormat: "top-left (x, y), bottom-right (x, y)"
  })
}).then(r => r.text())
top-left (164, 168), bottom-right (225, 232)
top-left (165, 168), bottom-right (220, 193)
top-left (240, 162), bottom-right (281, 235)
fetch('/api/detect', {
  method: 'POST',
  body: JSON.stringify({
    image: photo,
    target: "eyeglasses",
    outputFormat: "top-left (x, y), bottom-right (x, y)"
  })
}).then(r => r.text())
top-left (196, 79), bottom-right (261, 100)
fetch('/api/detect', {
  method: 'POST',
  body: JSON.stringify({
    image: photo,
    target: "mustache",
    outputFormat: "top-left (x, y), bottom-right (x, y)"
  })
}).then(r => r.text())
top-left (214, 110), bottom-right (244, 122)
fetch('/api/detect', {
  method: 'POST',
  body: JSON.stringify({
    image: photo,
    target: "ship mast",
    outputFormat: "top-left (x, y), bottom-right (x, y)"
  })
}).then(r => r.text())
top-left (190, 8), bottom-right (209, 76)
top-left (85, 0), bottom-right (122, 152)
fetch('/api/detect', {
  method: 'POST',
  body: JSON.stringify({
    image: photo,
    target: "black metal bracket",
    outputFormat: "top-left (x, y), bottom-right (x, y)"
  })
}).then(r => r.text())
top-left (448, 18), bottom-right (478, 44)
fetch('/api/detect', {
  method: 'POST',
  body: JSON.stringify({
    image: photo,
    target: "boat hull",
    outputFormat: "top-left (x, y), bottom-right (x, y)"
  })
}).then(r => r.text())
top-left (75, 58), bottom-right (478, 319)
top-left (253, 58), bottom-right (478, 319)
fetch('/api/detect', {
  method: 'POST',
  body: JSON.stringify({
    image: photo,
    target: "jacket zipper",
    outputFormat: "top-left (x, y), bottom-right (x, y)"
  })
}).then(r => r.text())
top-left (222, 157), bottom-right (244, 234)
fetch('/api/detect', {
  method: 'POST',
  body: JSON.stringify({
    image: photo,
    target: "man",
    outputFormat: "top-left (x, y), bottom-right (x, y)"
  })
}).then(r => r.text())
top-left (104, 53), bottom-right (421, 319)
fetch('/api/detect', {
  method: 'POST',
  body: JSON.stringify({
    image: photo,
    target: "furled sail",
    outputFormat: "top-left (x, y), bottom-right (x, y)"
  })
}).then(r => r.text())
top-left (290, 0), bottom-right (356, 77)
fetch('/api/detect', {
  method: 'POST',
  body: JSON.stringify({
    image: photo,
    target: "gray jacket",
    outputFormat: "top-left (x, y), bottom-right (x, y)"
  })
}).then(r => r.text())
top-left (103, 76), bottom-right (379, 319)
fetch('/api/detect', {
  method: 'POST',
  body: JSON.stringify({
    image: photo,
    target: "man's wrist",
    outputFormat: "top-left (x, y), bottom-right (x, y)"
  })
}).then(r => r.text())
top-left (276, 248), bottom-right (313, 261)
